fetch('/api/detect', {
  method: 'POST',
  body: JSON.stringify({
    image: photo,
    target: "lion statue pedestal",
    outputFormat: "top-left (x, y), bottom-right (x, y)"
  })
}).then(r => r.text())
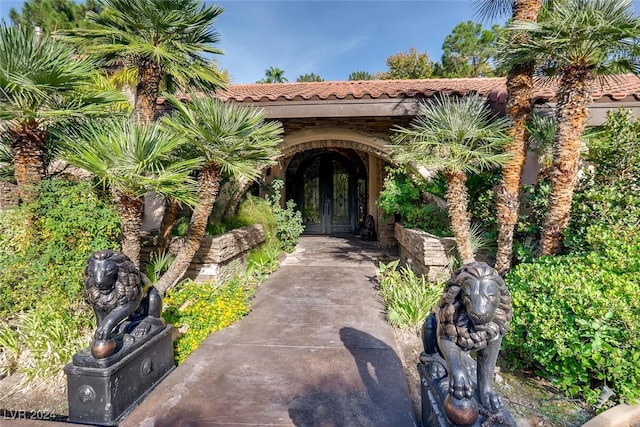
top-left (64, 250), bottom-right (175, 426)
top-left (418, 262), bottom-right (517, 427)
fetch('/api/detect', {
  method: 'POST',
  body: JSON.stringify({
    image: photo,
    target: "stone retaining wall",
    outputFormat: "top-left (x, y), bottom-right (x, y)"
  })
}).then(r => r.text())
top-left (394, 223), bottom-right (456, 281)
top-left (378, 214), bottom-right (397, 248)
top-left (168, 224), bottom-right (266, 283)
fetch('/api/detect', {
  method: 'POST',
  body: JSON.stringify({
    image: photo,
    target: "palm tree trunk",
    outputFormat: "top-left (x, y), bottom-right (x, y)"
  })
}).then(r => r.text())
top-left (222, 176), bottom-right (252, 223)
top-left (210, 177), bottom-right (236, 224)
top-left (134, 59), bottom-right (163, 124)
top-left (210, 176), bottom-right (252, 224)
top-left (155, 166), bottom-right (222, 295)
top-left (10, 125), bottom-right (48, 202)
top-left (494, 0), bottom-right (542, 275)
top-left (444, 170), bottom-right (474, 264)
top-left (156, 198), bottom-right (180, 253)
top-left (118, 193), bottom-right (145, 268)
top-left (540, 68), bottom-right (594, 255)
top-left (495, 63), bottom-right (534, 274)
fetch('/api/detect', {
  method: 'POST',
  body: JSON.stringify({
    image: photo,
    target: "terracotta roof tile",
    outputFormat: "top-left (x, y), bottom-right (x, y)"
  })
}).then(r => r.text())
top-left (217, 78), bottom-right (507, 103)
top-left (216, 74), bottom-right (640, 104)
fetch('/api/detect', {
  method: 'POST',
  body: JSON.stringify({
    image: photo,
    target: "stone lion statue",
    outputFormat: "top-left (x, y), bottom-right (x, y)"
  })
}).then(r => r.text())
top-left (84, 250), bottom-right (162, 359)
top-left (423, 261), bottom-right (512, 414)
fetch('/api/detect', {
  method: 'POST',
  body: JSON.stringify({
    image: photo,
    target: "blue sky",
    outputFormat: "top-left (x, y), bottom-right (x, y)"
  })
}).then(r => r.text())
top-left (2, 1), bottom-right (640, 84)
top-left (213, 1), bottom-right (500, 83)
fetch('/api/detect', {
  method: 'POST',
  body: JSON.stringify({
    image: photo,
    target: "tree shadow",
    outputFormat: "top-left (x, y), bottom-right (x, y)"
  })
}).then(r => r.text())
top-left (287, 327), bottom-right (416, 427)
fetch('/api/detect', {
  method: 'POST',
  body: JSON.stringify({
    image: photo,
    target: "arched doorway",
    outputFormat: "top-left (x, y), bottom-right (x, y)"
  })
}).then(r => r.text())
top-left (286, 149), bottom-right (367, 235)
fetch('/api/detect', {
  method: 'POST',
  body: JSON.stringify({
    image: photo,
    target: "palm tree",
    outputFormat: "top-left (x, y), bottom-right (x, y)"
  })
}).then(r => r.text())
top-left (257, 66), bottom-right (288, 84)
top-left (56, 117), bottom-right (201, 267)
top-left (155, 95), bottom-right (283, 295)
top-left (0, 140), bottom-right (14, 183)
top-left (348, 71), bottom-right (374, 81)
top-left (0, 23), bottom-right (121, 201)
top-left (57, 0), bottom-right (226, 123)
top-left (296, 73), bottom-right (324, 82)
top-left (475, 0), bottom-right (543, 274)
top-left (390, 95), bottom-right (512, 263)
top-left (506, 0), bottom-right (640, 255)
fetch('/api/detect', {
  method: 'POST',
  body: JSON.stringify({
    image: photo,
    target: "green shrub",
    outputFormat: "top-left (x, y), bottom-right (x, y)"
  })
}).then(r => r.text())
top-left (378, 168), bottom-right (451, 236)
top-left (377, 260), bottom-right (443, 333)
top-left (162, 198), bottom-right (284, 365)
top-left (0, 178), bottom-right (120, 316)
top-left (0, 178), bottom-right (120, 383)
top-left (1, 303), bottom-right (92, 381)
top-left (566, 109), bottom-right (640, 253)
top-left (513, 179), bottom-right (551, 262)
top-left (504, 230), bottom-right (640, 407)
top-left (172, 216), bottom-right (190, 236)
top-left (162, 279), bottom-right (250, 364)
top-left (234, 195), bottom-right (277, 237)
top-left (266, 179), bottom-right (304, 252)
top-left (566, 184), bottom-right (640, 253)
top-left (245, 244), bottom-right (281, 283)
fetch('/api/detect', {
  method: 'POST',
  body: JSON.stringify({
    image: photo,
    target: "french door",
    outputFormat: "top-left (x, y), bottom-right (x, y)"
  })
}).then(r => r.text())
top-left (299, 153), bottom-right (356, 234)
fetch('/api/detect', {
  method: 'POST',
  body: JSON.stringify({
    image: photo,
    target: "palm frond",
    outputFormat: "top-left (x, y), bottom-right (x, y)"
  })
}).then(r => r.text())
top-left (0, 23), bottom-right (123, 126)
top-left (0, 139), bottom-right (15, 183)
top-left (162, 94), bottom-right (283, 181)
top-left (473, 0), bottom-right (514, 22)
top-left (55, 117), bottom-right (201, 205)
top-left (526, 112), bottom-right (557, 153)
top-left (56, 0), bottom-right (226, 94)
top-left (501, 0), bottom-right (640, 75)
top-left (389, 94), bottom-right (513, 175)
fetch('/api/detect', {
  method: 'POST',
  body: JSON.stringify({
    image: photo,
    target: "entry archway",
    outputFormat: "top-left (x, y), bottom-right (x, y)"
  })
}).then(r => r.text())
top-left (286, 149), bottom-right (367, 235)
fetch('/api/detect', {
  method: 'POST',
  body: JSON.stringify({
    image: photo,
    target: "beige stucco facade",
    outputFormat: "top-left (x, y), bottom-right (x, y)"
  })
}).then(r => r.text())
top-left (221, 77), bottom-right (640, 246)
top-left (263, 118), bottom-right (409, 246)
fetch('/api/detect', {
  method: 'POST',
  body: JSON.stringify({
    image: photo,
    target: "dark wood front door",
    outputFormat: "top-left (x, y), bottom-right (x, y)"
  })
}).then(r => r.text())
top-left (299, 153), bottom-right (356, 234)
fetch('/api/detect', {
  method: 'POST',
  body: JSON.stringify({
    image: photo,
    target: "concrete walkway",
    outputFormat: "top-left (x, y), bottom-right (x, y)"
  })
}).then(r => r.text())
top-left (122, 235), bottom-right (417, 426)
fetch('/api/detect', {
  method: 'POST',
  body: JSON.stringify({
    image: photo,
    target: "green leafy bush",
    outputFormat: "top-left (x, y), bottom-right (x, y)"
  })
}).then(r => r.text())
top-left (1, 303), bottom-right (92, 381)
top-left (513, 179), bottom-right (551, 262)
top-left (266, 179), bottom-right (304, 252)
top-left (504, 231), bottom-right (640, 407)
top-left (378, 167), bottom-right (451, 236)
top-left (566, 109), bottom-right (640, 253)
top-left (0, 178), bottom-right (120, 316)
top-left (377, 260), bottom-right (443, 333)
top-left (505, 110), bottom-right (640, 408)
top-left (234, 195), bottom-right (277, 237)
top-left (161, 201), bottom-right (283, 365)
top-left (0, 178), bottom-right (120, 382)
top-left (162, 279), bottom-right (250, 364)
top-left (566, 184), bottom-right (640, 253)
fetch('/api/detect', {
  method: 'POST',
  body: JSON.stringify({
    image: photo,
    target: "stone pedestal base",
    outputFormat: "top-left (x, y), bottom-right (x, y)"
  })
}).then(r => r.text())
top-left (64, 325), bottom-right (174, 426)
top-left (418, 353), bottom-right (517, 427)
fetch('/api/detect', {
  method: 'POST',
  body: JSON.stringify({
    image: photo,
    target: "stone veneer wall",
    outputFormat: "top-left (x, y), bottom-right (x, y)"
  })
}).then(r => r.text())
top-left (377, 213), bottom-right (397, 248)
top-left (394, 223), bottom-right (456, 281)
top-left (168, 224), bottom-right (266, 283)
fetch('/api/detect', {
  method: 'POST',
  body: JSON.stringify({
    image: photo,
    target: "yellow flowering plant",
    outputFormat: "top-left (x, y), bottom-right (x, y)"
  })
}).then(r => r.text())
top-left (162, 279), bottom-right (250, 364)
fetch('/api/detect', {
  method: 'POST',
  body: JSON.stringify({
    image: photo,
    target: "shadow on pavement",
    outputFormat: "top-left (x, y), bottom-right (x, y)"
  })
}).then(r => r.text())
top-left (288, 327), bottom-right (414, 427)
